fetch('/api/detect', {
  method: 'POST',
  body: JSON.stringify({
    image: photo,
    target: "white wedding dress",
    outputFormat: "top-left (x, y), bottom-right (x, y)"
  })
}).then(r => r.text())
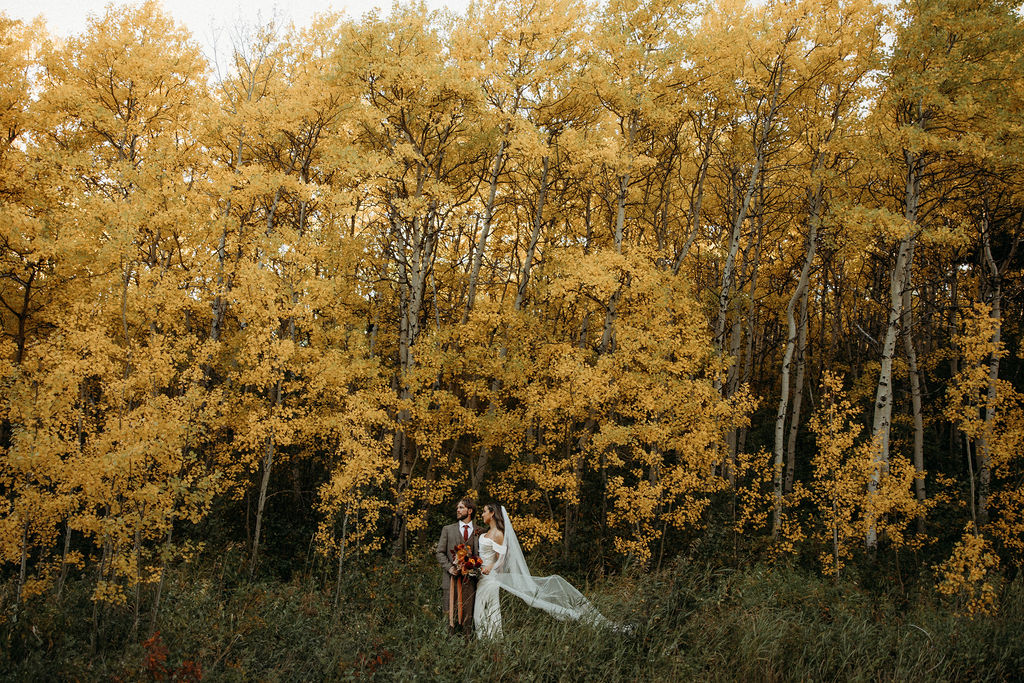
top-left (474, 506), bottom-right (616, 639)
top-left (475, 536), bottom-right (507, 638)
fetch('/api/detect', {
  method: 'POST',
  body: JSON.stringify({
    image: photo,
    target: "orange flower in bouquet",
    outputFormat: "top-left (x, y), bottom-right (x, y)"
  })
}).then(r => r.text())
top-left (452, 543), bottom-right (483, 577)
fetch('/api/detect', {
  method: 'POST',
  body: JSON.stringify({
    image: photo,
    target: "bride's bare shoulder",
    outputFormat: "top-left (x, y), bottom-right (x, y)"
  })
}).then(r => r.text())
top-left (493, 530), bottom-right (504, 544)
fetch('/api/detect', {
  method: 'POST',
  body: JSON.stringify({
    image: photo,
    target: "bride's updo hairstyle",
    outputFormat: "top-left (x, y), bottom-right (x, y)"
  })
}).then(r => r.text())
top-left (485, 503), bottom-right (505, 533)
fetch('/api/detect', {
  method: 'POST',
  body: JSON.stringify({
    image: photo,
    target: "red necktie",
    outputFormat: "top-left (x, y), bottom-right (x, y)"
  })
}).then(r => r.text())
top-left (462, 525), bottom-right (469, 542)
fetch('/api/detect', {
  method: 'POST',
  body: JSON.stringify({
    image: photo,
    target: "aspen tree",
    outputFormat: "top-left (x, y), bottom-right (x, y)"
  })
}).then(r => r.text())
top-left (336, 6), bottom-right (486, 550)
top-left (10, 3), bottom-right (224, 639)
top-left (771, 0), bottom-right (883, 535)
top-left (865, 0), bottom-right (1023, 546)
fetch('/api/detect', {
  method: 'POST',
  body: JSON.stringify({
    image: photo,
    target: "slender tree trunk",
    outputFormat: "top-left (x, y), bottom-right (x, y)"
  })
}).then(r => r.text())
top-left (334, 511), bottom-right (348, 612)
top-left (977, 215), bottom-right (1007, 525)
top-left (131, 519), bottom-right (143, 640)
top-left (571, 154), bottom-right (633, 550)
top-left (467, 136), bottom-right (528, 489)
top-left (148, 522), bottom-right (173, 637)
top-left (713, 160), bottom-right (759, 356)
top-left (464, 135), bottom-right (508, 321)
top-left (902, 281), bottom-right (926, 532)
top-left (56, 520), bottom-right (73, 598)
top-left (784, 290), bottom-right (809, 494)
top-left (515, 156), bottom-right (550, 311)
top-left (735, 214), bottom-right (763, 457)
top-left (595, 155), bottom-right (633, 354)
top-left (13, 516), bottom-right (29, 624)
top-left (90, 536), bottom-right (111, 655)
top-left (613, 165), bottom-right (630, 252)
top-left (210, 134), bottom-right (246, 345)
top-left (949, 274), bottom-right (961, 466)
top-left (250, 379), bottom-right (282, 576)
top-left (12, 270), bottom-right (34, 366)
top-left (209, 220), bottom-right (230, 344)
top-left (773, 186), bottom-right (820, 535)
top-left (867, 152), bottom-right (919, 548)
top-left (965, 433), bottom-right (977, 530)
top-left (673, 127), bottom-right (715, 274)
top-left (392, 204), bottom-right (437, 555)
top-left (713, 52), bottom-right (785, 359)
top-left (725, 314), bottom-right (743, 482)
top-left (832, 501), bottom-right (840, 577)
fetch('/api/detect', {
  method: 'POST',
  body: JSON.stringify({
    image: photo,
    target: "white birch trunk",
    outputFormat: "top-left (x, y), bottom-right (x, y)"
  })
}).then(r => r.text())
top-left (977, 218), bottom-right (1005, 525)
top-left (902, 282), bottom-right (926, 530)
top-left (866, 151), bottom-right (919, 548)
top-left (473, 155), bottom-right (549, 491)
top-left (772, 187), bottom-right (820, 535)
top-left (464, 136), bottom-right (507, 321)
top-left (784, 289), bottom-right (809, 495)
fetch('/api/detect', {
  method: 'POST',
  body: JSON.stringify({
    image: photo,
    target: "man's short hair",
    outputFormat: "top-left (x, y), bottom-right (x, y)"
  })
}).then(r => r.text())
top-left (459, 497), bottom-right (476, 516)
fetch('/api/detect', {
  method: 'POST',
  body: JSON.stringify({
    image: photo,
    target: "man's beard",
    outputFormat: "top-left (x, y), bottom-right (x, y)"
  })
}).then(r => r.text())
top-left (458, 511), bottom-right (471, 522)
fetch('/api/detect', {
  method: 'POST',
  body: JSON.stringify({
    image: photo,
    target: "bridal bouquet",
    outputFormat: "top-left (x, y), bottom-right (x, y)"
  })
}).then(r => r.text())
top-left (448, 543), bottom-right (482, 628)
top-left (451, 543), bottom-right (483, 577)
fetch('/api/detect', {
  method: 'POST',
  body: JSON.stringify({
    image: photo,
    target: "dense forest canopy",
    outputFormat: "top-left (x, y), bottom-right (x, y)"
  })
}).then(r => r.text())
top-left (1, 0), bottom-right (1022, 629)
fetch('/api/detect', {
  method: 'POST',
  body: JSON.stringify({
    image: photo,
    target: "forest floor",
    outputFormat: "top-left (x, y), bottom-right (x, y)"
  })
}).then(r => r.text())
top-left (3, 545), bottom-right (1023, 681)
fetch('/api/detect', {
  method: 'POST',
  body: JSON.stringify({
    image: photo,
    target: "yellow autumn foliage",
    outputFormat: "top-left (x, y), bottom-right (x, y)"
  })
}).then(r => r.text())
top-left (1, 0), bottom-right (1022, 625)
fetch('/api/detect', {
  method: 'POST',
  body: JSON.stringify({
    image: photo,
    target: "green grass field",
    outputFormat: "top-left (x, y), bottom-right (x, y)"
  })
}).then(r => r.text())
top-left (3, 547), bottom-right (1022, 681)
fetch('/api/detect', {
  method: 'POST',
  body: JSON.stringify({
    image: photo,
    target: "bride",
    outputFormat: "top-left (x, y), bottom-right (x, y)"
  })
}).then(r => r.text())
top-left (475, 503), bottom-right (615, 639)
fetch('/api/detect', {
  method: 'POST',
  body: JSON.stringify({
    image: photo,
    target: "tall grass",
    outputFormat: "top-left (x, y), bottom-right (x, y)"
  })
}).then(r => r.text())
top-left (2, 549), bottom-right (1022, 681)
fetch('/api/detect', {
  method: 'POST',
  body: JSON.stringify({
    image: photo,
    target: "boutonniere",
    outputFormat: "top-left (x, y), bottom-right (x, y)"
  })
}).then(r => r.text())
top-left (471, 528), bottom-right (485, 538)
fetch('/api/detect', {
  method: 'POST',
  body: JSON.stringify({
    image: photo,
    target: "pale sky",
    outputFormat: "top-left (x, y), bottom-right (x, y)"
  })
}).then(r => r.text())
top-left (2, 0), bottom-right (471, 43)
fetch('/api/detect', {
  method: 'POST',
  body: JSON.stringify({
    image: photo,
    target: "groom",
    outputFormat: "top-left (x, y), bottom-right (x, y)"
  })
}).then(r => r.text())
top-left (435, 497), bottom-right (480, 635)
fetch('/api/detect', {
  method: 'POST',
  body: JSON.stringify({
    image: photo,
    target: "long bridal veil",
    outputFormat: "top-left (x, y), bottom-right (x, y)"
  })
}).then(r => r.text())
top-left (493, 506), bottom-right (615, 628)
